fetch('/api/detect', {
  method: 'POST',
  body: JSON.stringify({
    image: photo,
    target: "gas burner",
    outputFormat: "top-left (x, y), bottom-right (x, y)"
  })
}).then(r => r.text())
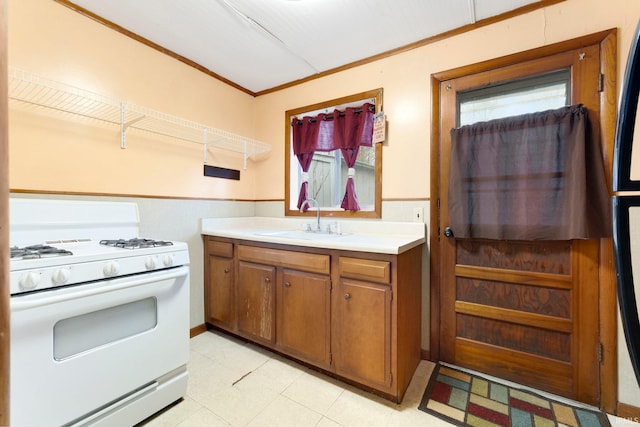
top-left (99, 238), bottom-right (174, 250)
top-left (10, 244), bottom-right (73, 260)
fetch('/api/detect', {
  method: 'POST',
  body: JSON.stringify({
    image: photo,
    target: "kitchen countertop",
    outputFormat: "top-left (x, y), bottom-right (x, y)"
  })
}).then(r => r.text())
top-left (200, 217), bottom-right (425, 255)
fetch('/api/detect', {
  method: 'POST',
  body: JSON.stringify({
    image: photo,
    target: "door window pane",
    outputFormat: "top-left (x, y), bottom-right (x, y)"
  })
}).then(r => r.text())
top-left (458, 69), bottom-right (570, 126)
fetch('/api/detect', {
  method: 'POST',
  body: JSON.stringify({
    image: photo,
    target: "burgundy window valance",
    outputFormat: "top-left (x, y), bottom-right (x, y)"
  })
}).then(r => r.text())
top-left (448, 104), bottom-right (611, 240)
top-left (292, 102), bottom-right (375, 211)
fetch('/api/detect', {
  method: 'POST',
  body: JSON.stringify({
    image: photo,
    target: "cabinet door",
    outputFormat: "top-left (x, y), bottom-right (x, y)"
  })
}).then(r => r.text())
top-left (278, 269), bottom-right (331, 367)
top-left (237, 261), bottom-right (276, 344)
top-left (206, 255), bottom-right (234, 329)
top-left (334, 279), bottom-right (392, 388)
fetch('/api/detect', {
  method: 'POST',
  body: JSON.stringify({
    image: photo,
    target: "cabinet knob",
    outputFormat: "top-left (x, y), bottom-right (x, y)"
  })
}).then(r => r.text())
top-left (344, 293), bottom-right (351, 300)
top-left (284, 282), bottom-right (291, 288)
top-left (264, 277), bottom-right (271, 283)
top-left (223, 268), bottom-right (229, 274)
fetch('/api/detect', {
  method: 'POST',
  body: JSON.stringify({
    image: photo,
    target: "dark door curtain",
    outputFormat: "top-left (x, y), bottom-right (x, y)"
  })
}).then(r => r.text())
top-left (448, 104), bottom-right (611, 240)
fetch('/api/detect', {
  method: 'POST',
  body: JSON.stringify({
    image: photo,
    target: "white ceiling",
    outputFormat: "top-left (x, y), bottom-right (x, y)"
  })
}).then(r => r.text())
top-left (63, 0), bottom-right (542, 95)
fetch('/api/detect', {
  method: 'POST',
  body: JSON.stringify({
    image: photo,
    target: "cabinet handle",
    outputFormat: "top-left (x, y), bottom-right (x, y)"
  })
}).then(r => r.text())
top-left (344, 293), bottom-right (351, 300)
top-left (264, 277), bottom-right (271, 283)
top-left (223, 268), bottom-right (229, 274)
top-left (284, 282), bottom-right (291, 288)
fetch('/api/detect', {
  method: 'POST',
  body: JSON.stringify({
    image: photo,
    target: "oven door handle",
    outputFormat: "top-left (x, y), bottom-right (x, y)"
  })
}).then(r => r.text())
top-left (10, 267), bottom-right (189, 311)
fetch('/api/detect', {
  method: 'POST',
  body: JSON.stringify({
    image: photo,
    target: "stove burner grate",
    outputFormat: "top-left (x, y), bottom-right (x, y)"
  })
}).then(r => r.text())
top-left (99, 238), bottom-right (174, 249)
top-left (10, 244), bottom-right (74, 260)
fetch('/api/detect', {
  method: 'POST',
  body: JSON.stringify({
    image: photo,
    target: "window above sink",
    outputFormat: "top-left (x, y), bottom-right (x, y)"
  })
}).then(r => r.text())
top-left (285, 88), bottom-right (383, 219)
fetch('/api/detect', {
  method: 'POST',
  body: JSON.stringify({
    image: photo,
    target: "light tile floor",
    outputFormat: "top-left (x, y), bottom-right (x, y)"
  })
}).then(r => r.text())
top-left (142, 330), bottom-right (637, 427)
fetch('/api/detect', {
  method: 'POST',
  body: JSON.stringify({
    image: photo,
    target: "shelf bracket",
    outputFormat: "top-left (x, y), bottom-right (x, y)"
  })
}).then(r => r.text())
top-left (243, 140), bottom-right (248, 170)
top-left (120, 102), bottom-right (147, 149)
top-left (120, 102), bottom-right (127, 149)
top-left (203, 128), bottom-right (208, 165)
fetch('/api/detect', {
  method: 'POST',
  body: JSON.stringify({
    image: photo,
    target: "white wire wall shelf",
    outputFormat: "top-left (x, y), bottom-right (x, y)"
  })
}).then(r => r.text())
top-left (8, 66), bottom-right (271, 169)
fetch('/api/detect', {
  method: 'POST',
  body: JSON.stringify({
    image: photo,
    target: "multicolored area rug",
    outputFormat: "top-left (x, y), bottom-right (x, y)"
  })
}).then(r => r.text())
top-left (418, 363), bottom-right (611, 427)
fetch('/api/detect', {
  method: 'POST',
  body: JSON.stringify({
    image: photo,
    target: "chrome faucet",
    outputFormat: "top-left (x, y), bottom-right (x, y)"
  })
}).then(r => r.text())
top-left (300, 198), bottom-right (321, 232)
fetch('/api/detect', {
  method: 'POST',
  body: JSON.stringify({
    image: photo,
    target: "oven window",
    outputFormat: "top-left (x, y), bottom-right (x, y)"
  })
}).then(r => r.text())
top-left (53, 298), bottom-right (157, 360)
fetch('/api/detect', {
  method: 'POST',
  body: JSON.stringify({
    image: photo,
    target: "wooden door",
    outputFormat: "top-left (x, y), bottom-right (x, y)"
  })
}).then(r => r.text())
top-left (237, 261), bottom-right (276, 344)
top-left (277, 269), bottom-right (331, 366)
top-left (436, 44), bottom-right (604, 405)
top-left (333, 278), bottom-right (392, 389)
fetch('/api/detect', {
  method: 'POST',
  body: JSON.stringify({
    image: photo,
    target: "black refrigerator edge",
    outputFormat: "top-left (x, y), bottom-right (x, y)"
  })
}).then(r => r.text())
top-left (613, 19), bottom-right (640, 388)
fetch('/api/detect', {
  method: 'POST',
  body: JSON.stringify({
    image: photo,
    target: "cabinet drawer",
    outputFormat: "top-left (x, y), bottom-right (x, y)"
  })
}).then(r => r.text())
top-left (238, 245), bottom-right (330, 275)
top-left (339, 257), bottom-right (391, 284)
top-left (207, 239), bottom-right (233, 258)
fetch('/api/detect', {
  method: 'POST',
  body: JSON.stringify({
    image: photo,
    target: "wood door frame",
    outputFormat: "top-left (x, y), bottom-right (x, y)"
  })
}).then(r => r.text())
top-left (429, 29), bottom-right (618, 412)
top-left (0, 0), bottom-right (8, 422)
top-left (0, 0), bottom-right (11, 425)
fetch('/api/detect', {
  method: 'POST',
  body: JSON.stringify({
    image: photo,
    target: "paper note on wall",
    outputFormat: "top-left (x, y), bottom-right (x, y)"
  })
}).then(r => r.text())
top-left (373, 112), bottom-right (386, 143)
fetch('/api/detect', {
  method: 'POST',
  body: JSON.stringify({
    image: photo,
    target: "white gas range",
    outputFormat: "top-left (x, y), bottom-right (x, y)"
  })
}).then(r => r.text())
top-left (9, 198), bottom-right (190, 427)
top-left (10, 238), bottom-right (189, 295)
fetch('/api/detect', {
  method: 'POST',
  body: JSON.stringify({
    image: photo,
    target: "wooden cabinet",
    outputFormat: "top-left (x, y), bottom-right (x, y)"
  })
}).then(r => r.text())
top-left (333, 278), bottom-right (392, 389)
top-left (333, 256), bottom-right (398, 392)
top-left (204, 240), bottom-right (235, 329)
top-left (202, 235), bottom-right (422, 403)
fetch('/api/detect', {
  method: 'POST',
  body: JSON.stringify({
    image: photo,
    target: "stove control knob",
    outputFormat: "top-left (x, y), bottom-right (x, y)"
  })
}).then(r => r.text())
top-left (163, 254), bottom-right (175, 267)
top-left (103, 261), bottom-right (121, 277)
top-left (52, 268), bottom-right (71, 285)
top-left (145, 256), bottom-right (157, 270)
top-left (19, 271), bottom-right (41, 290)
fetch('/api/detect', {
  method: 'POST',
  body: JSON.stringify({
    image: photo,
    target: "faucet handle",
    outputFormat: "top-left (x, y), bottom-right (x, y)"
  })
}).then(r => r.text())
top-left (305, 223), bottom-right (312, 232)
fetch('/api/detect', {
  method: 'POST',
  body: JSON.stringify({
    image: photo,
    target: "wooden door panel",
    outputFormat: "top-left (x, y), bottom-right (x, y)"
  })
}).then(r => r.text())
top-left (456, 276), bottom-right (572, 317)
top-left (456, 239), bottom-right (572, 273)
top-left (444, 238), bottom-right (600, 401)
top-left (452, 240), bottom-right (575, 358)
top-left (334, 279), bottom-right (391, 388)
top-left (455, 339), bottom-right (573, 397)
top-left (278, 269), bottom-right (331, 366)
top-left (456, 313), bottom-right (571, 361)
top-left (207, 255), bottom-right (234, 328)
top-left (237, 261), bottom-right (275, 344)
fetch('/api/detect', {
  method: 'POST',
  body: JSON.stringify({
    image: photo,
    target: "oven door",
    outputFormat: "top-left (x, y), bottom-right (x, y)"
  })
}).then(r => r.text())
top-left (10, 266), bottom-right (190, 427)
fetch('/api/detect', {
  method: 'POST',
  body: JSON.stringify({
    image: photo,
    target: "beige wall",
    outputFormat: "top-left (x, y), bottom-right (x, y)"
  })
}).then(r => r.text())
top-left (9, 0), bottom-right (640, 409)
top-left (9, 0), bottom-right (260, 199)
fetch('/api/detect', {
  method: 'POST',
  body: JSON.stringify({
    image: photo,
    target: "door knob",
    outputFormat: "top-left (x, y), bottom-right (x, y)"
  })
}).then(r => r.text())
top-left (444, 226), bottom-right (454, 238)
